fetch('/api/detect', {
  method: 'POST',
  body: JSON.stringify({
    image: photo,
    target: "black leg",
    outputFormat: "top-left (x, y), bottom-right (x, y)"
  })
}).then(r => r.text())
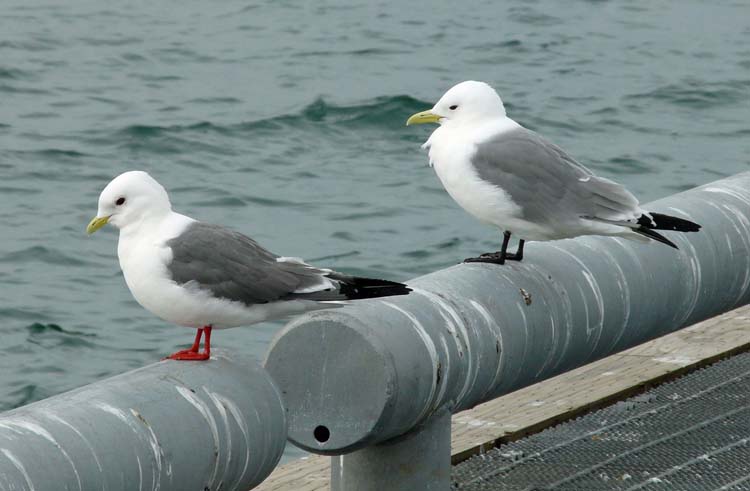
top-left (504, 239), bottom-right (525, 261)
top-left (464, 231), bottom-right (514, 265)
top-left (499, 231), bottom-right (511, 261)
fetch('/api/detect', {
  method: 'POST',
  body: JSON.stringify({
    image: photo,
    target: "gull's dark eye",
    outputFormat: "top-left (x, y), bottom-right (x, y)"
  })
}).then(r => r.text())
top-left (449, 105), bottom-right (458, 110)
top-left (115, 197), bottom-right (126, 206)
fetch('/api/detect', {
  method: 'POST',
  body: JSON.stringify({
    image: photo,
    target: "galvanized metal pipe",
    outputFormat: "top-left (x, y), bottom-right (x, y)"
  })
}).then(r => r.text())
top-left (265, 171), bottom-right (750, 462)
top-left (0, 351), bottom-right (286, 491)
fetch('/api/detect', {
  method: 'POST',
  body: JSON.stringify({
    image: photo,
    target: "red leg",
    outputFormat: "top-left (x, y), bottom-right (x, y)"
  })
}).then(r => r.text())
top-left (203, 326), bottom-right (212, 358)
top-left (166, 327), bottom-right (211, 361)
top-left (188, 328), bottom-right (203, 352)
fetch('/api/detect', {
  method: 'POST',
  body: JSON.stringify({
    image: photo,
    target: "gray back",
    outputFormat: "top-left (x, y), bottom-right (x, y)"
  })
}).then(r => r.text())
top-left (166, 222), bottom-right (330, 306)
top-left (472, 128), bottom-right (640, 226)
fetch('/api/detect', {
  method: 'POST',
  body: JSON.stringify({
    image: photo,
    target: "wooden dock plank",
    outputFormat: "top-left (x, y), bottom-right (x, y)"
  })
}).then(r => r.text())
top-left (256, 305), bottom-right (750, 490)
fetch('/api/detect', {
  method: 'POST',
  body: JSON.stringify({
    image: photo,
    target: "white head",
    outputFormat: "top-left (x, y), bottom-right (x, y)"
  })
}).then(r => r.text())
top-left (406, 81), bottom-right (506, 127)
top-left (86, 171), bottom-right (172, 234)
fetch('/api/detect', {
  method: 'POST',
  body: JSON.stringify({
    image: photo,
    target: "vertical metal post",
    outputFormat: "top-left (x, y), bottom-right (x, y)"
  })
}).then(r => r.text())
top-left (330, 409), bottom-right (451, 491)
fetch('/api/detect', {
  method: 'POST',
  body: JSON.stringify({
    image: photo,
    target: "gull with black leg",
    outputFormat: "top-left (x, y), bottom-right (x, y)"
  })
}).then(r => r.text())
top-left (406, 80), bottom-right (701, 265)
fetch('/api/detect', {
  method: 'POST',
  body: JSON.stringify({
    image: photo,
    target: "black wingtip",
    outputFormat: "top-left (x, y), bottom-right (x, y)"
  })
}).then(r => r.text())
top-left (340, 277), bottom-right (411, 300)
top-left (641, 212), bottom-right (701, 232)
top-left (635, 226), bottom-right (679, 249)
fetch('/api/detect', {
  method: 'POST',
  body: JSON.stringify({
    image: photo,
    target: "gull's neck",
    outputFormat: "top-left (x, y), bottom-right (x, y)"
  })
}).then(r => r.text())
top-left (424, 115), bottom-right (521, 150)
top-left (116, 210), bottom-right (196, 286)
top-left (118, 210), bottom-right (194, 244)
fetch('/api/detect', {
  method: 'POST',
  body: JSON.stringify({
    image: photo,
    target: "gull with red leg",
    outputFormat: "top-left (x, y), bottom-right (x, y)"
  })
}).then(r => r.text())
top-left (87, 171), bottom-right (411, 361)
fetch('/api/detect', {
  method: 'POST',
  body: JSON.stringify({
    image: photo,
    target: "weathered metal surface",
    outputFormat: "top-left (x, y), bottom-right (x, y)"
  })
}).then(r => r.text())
top-left (0, 351), bottom-right (286, 491)
top-left (265, 172), bottom-right (750, 456)
top-left (255, 304), bottom-right (750, 491)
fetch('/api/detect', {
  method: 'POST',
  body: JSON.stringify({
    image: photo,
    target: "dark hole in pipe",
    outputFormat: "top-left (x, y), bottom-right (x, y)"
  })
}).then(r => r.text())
top-left (314, 425), bottom-right (330, 443)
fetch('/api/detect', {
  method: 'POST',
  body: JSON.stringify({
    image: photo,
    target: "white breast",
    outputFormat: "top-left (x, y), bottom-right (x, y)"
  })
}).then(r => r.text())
top-left (432, 147), bottom-right (521, 227)
top-left (117, 213), bottom-right (197, 326)
top-left (426, 121), bottom-right (521, 226)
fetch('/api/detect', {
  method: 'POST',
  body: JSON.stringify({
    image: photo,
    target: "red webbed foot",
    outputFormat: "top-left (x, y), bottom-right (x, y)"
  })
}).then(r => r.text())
top-left (166, 350), bottom-right (210, 361)
top-left (164, 326), bottom-right (212, 362)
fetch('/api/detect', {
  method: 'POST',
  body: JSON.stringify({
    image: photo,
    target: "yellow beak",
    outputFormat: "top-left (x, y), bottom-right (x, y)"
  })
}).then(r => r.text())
top-left (86, 215), bottom-right (110, 235)
top-left (405, 110), bottom-right (441, 126)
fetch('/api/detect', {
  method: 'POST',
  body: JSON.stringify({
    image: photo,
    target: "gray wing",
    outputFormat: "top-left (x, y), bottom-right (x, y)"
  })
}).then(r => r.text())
top-left (472, 128), bottom-right (641, 226)
top-left (166, 222), bottom-right (333, 306)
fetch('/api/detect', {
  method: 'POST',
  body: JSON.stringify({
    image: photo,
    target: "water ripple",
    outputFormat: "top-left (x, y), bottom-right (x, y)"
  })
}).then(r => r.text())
top-left (0, 246), bottom-right (91, 266)
top-left (626, 79), bottom-right (750, 109)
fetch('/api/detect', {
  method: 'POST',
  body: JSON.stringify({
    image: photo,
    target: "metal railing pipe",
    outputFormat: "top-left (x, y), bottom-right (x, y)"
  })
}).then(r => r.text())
top-left (0, 351), bottom-right (286, 491)
top-left (265, 172), bottom-right (750, 459)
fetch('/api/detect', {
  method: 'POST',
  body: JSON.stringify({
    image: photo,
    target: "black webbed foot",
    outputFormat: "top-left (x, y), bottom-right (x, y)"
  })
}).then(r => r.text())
top-left (463, 253), bottom-right (507, 265)
top-left (462, 233), bottom-right (525, 265)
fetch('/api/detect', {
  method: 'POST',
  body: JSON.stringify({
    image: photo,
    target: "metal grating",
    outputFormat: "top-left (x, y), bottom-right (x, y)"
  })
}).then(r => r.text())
top-left (452, 351), bottom-right (750, 490)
